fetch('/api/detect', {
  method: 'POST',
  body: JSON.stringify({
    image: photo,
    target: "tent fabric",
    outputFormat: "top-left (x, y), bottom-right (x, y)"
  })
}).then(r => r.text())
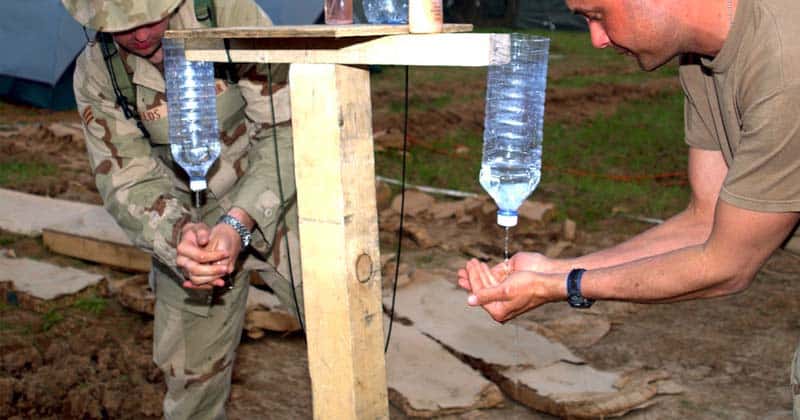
top-left (516, 0), bottom-right (587, 31)
top-left (0, 0), bottom-right (86, 109)
top-left (0, 0), bottom-right (323, 110)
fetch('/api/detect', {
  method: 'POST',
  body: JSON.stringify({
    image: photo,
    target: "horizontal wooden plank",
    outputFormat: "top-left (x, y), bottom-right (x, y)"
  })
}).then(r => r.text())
top-left (184, 33), bottom-right (510, 67)
top-left (165, 23), bottom-right (473, 39)
top-left (42, 229), bottom-right (151, 272)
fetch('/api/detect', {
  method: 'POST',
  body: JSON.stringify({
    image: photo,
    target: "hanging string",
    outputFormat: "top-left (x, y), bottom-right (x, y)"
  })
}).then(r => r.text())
top-left (384, 66), bottom-right (410, 354)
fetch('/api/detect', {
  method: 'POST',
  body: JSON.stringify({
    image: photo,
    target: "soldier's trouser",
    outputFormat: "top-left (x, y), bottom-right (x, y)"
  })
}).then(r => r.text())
top-left (151, 259), bottom-right (249, 420)
top-left (150, 250), bottom-right (304, 419)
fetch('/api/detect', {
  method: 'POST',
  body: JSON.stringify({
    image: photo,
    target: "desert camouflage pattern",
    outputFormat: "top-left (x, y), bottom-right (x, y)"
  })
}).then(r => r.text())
top-left (61, 0), bottom-right (184, 32)
top-left (71, 0), bottom-right (298, 418)
top-left (794, 343), bottom-right (800, 420)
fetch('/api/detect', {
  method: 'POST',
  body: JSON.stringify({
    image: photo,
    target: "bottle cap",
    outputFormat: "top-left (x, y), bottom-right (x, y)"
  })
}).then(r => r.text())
top-left (189, 178), bottom-right (207, 192)
top-left (497, 210), bottom-right (518, 227)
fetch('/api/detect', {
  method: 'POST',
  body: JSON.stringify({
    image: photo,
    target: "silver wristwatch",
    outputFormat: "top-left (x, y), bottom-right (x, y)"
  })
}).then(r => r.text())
top-left (218, 214), bottom-right (252, 249)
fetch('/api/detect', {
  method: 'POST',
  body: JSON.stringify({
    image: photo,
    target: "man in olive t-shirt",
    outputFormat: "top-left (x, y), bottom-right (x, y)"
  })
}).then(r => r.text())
top-left (457, 0), bottom-right (800, 415)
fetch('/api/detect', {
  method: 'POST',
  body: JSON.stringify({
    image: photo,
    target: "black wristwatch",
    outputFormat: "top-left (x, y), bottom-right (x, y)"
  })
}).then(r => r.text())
top-left (566, 268), bottom-right (594, 309)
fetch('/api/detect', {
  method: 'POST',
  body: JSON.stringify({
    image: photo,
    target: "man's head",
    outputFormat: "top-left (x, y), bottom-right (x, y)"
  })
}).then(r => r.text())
top-left (565, 0), bottom-right (685, 71)
top-left (62, 0), bottom-right (183, 63)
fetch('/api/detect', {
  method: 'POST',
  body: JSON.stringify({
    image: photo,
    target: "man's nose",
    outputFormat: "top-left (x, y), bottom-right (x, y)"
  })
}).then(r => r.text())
top-left (588, 21), bottom-right (611, 48)
top-left (133, 27), bottom-right (150, 42)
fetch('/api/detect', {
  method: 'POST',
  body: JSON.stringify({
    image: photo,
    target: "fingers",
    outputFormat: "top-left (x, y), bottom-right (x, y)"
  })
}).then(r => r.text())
top-left (467, 284), bottom-right (510, 306)
top-left (457, 268), bottom-right (472, 291)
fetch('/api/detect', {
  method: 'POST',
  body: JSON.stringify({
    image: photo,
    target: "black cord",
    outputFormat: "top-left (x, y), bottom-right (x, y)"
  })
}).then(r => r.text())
top-left (384, 66), bottom-right (410, 354)
top-left (265, 64), bottom-right (305, 335)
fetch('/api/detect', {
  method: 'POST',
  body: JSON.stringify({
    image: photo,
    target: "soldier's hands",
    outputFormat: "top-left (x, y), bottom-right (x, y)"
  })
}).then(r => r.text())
top-left (457, 258), bottom-right (560, 323)
top-left (176, 222), bottom-right (229, 290)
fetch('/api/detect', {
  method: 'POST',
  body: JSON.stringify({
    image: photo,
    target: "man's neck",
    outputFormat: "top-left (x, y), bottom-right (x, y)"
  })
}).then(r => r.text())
top-left (685, 0), bottom-right (737, 57)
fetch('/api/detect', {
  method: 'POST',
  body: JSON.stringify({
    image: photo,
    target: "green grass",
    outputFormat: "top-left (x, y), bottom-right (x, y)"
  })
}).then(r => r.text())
top-left (73, 295), bottom-right (108, 315)
top-left (0, 161), bottom-right (57, 187)
top-left (41, 309), bottom-right (63, 332)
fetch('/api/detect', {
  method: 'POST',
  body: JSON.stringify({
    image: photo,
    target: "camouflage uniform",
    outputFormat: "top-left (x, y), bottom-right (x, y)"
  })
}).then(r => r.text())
top-left (65, 0), bottom-right (303, 418)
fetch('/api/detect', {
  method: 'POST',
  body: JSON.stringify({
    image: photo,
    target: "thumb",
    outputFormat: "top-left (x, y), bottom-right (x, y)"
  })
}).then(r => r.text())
top-left (468, 285), bottom-right (509, 306)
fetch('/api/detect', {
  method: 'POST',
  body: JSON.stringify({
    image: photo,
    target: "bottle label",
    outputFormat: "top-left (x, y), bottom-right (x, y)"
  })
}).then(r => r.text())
top-left (409, 0), bottom-right (443, 33)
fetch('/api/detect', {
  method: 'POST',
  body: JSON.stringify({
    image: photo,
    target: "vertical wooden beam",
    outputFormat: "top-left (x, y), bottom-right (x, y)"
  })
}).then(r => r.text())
top-left (289, 63), bottom-right (389, 419)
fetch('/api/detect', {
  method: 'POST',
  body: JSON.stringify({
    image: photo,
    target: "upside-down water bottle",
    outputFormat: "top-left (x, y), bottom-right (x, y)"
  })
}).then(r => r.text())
top-left (363, 0), bottom-right (408, 24)
top-left (480, 34), bottom-right (550, 227)
top-left (163, 38), bottom-right (220, 207)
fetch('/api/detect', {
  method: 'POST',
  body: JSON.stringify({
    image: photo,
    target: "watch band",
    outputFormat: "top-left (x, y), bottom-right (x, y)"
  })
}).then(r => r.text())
top-left (566, 268), bottom-right (594, 309)
top-left (218, 214), bottom-right (251, 249)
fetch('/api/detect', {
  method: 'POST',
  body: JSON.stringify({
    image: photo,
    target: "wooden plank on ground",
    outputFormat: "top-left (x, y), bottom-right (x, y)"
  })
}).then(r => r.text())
top-left (0, 256), bottom-right (107, 312)
top-left (386, 321), bottom-right (503, 417)
top-left (387, 276), bottom-right (669, 418)
top-left (0, 188), bottom-right (97, 236)
top-left (41, 206), bottom-right (150, 272)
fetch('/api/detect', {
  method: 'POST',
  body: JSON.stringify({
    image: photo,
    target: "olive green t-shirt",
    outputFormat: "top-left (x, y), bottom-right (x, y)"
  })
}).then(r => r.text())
top-left (679, 0), bottom-right (800, 253)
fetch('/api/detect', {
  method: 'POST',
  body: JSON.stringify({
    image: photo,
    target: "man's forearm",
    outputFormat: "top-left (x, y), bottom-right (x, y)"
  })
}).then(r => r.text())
top-left (556, 207), bottom-right (713, 272)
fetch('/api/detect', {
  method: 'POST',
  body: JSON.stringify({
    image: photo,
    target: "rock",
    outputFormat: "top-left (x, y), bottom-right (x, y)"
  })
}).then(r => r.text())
top-left (518, 201), bottom-right (555, 224)
top-left (544, 240), bottom-right (573, 258)
top-left (244, 309), bottom-right (301, 338)
top-left (382, 261), bottom-right (412, 289)
top-left (430, 200), bottom-right (462, 220)
top-left (386, 322), bottom-right (504, 418)
top-left (375, 180), bottom-right (393, 211)
top-left (391, 190), bottom-right (436, 217)
top-left (116, 275), bottom-right (154, 316)
top-left (47, 122), bottom-right (85, 144)
top-left (403, 221), bottom-right (438, 249)
top-left (563, 218), bottom-right (577, 241)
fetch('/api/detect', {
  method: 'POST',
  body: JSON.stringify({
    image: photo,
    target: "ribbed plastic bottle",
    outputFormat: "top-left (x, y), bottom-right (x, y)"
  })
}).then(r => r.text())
top-left (363, 0), bottom-right (408, 24)
top-left (163, 38), bottom-right (220, 202)
top-left (479, 34), bottom-right (550, 227)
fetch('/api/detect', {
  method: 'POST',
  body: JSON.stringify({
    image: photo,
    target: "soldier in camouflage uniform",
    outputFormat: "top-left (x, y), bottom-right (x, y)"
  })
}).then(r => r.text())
top-left (62, 0), bottom-right (303, 418)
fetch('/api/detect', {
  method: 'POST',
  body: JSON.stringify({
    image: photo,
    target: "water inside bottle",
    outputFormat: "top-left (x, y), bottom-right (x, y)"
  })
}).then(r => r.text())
top-left (479, 158), bottom-right (540, 214)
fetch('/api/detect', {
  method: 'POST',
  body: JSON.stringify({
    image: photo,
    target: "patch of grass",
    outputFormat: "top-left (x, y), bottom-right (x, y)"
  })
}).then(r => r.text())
top-left (390, 94), bottom-right (453, 114)
top-left (375, 128), bottom-right (483, 194)
top-left (41, 309), bottom-right (63, 332)
top-left (73, 295), bottom-right (108, 315)
top-left (0, 161), bottom-right (57, 187)
top-left (539, 90), bottom-right (688, 226)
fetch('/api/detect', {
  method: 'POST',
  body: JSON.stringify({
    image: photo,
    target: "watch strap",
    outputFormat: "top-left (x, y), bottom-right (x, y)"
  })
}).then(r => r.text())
top-left (566, 268), bottom-right (594, 309)
top-left (218, 214), bottom-right (251, 249)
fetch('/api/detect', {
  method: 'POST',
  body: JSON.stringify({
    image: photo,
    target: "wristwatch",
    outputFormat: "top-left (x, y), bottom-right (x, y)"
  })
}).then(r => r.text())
top-left (218, 214), bottom-right (252, 249)
top-left (566, 268), bottom-right (594, 309)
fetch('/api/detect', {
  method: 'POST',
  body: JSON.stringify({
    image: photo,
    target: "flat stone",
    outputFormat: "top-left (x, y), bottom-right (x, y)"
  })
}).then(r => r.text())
top-left (0, 256), bottom-right (104, 300)
top-left (386, 322), bottom-right (504, 417)
top-left (0, 188), bottom-right (98, 237)
top-left (386, 275), bottom-right (581, 369)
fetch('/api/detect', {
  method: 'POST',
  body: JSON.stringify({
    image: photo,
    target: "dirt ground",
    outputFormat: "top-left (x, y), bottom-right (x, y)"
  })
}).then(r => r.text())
top-left (1, 74), bottom-right (799, 419)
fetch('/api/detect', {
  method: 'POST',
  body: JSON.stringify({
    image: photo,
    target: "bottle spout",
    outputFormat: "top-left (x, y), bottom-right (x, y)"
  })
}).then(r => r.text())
top-left (497, 209), bottom-right (518, 227)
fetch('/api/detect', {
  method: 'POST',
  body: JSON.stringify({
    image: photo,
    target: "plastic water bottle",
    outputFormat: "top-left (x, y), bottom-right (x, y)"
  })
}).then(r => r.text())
top-left (163, 38), bottom-right (220, 205)
top-left (363, 0), bottom-right (408, 24)
top-left (480, 34), bottom-right (549, 227)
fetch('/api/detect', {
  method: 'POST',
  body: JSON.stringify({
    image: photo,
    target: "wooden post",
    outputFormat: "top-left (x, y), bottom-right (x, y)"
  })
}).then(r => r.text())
top-left (289, 63), bottom-right (388, 419)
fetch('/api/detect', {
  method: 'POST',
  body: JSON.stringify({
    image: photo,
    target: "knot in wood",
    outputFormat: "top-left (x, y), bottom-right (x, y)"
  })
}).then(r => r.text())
top-left (355, 253), bottom-right (373, 283)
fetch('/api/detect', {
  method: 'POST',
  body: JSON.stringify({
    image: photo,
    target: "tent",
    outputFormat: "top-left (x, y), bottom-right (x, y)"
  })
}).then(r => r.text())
top-left (0, 0), bottom-right (323, 111)
top-left (0, 0), bottom-right (87, 110)
top-left (445, 0), bottom-right (587, 31)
